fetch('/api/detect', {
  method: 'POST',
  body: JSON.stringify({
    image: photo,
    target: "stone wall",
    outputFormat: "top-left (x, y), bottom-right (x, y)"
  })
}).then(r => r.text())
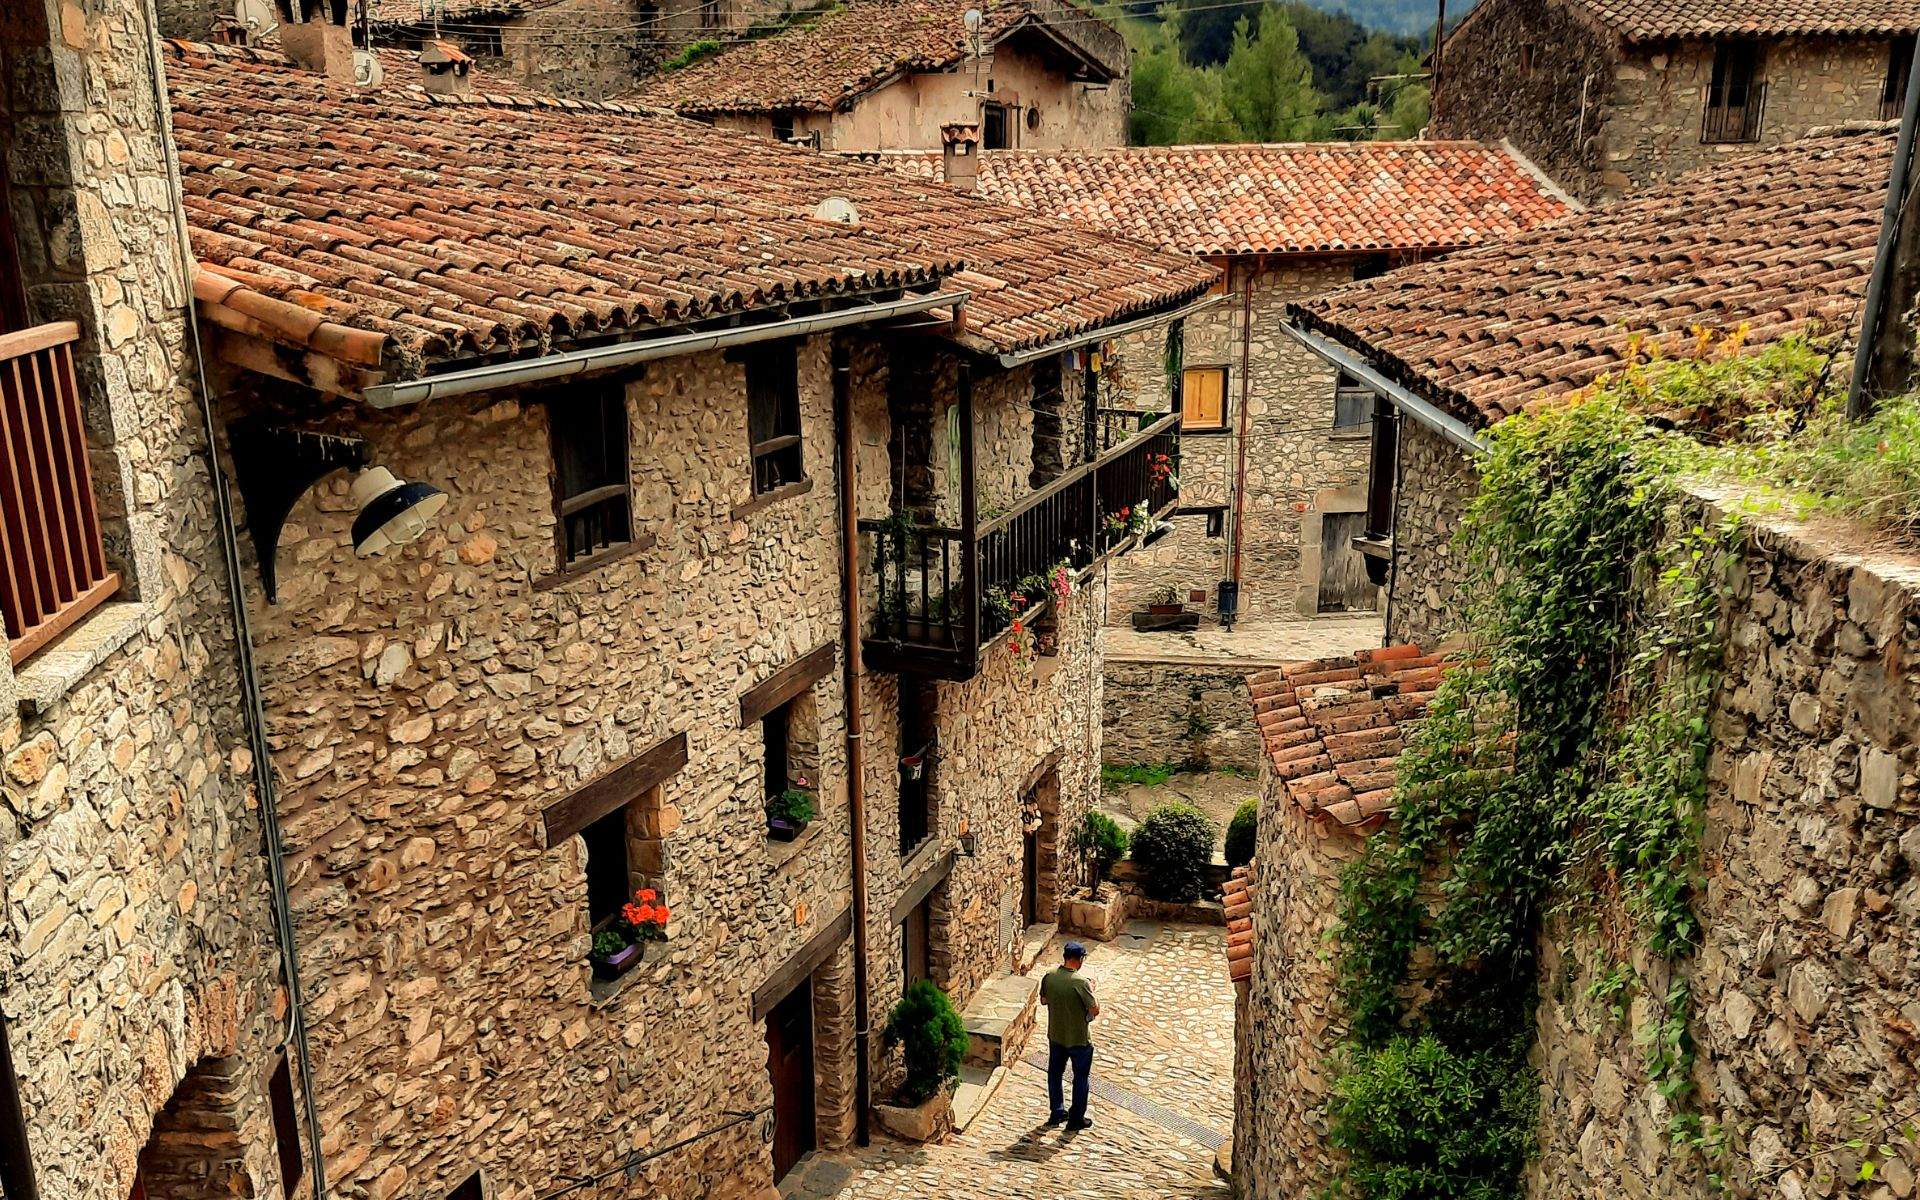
top-left (0, 2), bottom-right (288, 1198)
top-left (1101, 659), bottom-right (1260, 773)
top-left (1528, 494), bottom-right (1920, 1198)
top-left (1106, 258), bottom-right (1374, 625)
top-left (1384, 419), bottom-right (1477, 649)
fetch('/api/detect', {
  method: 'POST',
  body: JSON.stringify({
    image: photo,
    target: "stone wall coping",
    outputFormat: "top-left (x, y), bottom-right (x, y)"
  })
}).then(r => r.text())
top-left (1688, 481), bottom-right (1920, 596)
top-left (14, 600), bottom-right (154, 716)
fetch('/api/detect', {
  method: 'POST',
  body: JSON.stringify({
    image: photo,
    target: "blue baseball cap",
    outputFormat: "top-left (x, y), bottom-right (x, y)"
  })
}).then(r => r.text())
top-left (1064, 941), bottom-right (1087, 959)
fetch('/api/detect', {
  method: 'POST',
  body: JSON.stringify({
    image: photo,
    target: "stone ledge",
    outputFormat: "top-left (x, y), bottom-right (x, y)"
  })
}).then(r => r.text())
top-left (14, 601), bottom-right (153, 716)
top-left (961, 974), bottom-right (1039, 1069)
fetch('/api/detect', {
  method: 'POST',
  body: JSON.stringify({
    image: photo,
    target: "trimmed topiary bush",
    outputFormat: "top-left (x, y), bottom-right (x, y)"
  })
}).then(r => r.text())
top-left (1224, 798), bottom-right (1258, 869)
top-left (883, 979), bottom-right (968, 1104)
top-left (1129, 802), bottom-right (1217, 903)
top-left (1072, 810), bottom-right (1130, 885)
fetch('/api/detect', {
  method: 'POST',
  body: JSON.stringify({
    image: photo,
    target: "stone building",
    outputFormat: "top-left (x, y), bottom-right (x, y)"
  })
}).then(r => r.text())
top-left (1435, 0), bottom-right (1920, 203)
top-left (634, 0), bottom-right (1129, 151)
top-left (866, 141), bottom-right (1571, 624)
top-left (0, 2), bottom-right (303, 1200)
top-left (1285, 126), bottom-right (1894, 648)
top-left (164, 19), bottom-right (1211, 1200)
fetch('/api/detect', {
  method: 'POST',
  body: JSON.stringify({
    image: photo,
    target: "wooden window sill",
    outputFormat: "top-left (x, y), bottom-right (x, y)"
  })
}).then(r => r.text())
top-left (732, 478), bottom-right (813, 520)
top-left (533, 534), bottom-right (657, 593)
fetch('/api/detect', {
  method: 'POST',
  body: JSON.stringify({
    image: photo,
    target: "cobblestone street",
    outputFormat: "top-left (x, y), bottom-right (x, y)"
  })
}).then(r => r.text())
top-left (783, 922), bottom-right (1234, 1200)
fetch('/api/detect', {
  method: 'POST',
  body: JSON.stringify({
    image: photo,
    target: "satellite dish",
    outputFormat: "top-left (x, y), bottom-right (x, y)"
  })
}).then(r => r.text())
top-left (813, 196), bottom-right (860, 226)
top-left (233, 0), bottom-right (277, 32)
top-left (353, 49), bottom-right (384, 88)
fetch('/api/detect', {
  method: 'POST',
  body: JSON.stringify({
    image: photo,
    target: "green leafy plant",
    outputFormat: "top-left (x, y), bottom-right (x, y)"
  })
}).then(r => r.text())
top-left (884, 980), bottom-right (968, 1104)
top-left (1100, 762), bottom-right (1179, 791)
top-left (1072, 811), bottom-right (1131, 885)
top-left (766, 783), bottom-right (816, 825)
top-left (591, 929), bottom-right (628, 959)
top-left (1129, 802), bottom-right (1217, 903)
top-left (660, 38), bottom-right (722, 70)
top-left (1224, 799), bottom-right (1258, 869)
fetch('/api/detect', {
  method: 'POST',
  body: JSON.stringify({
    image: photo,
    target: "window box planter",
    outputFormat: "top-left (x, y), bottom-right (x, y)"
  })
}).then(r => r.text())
top-left (767, 815), bottom-right (810, 842)
top-left (767, 781), bottom-right (818, 841)
top-left (588, 888), bottom-right (670, 980)
top-left (591, 940), bottom-right (644, 981)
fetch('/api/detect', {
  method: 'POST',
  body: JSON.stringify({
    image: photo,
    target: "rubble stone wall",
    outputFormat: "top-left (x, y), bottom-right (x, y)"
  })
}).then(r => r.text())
top-left (0, 3), bottom-right (288, 1198)
top-left (1384, 419), bottom-right (1477, 648)
top-left (1101, 659), bottom-right (1260, 773)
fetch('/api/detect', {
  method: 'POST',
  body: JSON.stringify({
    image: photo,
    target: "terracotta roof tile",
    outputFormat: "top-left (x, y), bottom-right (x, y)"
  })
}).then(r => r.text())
top-left (162, 40), bottom-right (1213, 383)
top-left (1246, 646), bottom-right (1448, 832)
top-left (368, 0), bottom-right (568, 21)
top-left (633, 0), bottom-right (1119, 116)
top-left (1564, 0), bottom-right (1920, 40)
top-left (1223, 863), bottom-right (1255, 983)
top-left (860, 142), bottom-right (1573, 257)
top-left (1290, 127), bottom-right (1892, 429)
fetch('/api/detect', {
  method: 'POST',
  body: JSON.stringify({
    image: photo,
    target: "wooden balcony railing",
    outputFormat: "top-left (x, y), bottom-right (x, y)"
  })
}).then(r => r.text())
top-left (862, 412), bottom-right (1180, 679)
top-left (0, 322), bottom-right (118, 666)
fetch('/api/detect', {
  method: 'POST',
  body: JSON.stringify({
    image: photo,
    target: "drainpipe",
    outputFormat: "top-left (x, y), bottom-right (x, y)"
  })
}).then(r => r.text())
top-left (1224, 258), bottom-right (1254, 628)
top-left (138, 25), bottom-right (329, 1200)
top-left (832, 337), bottom-right (874, 1146)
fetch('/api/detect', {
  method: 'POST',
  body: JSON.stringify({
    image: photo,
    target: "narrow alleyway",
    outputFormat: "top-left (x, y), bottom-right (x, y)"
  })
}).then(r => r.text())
top-left (783, 922), bottom-right (1234, 1200)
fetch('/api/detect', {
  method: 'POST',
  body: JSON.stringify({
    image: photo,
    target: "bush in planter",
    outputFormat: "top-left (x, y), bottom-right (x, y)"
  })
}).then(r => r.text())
top-left (1071, 811), bottom-right (1130, 886)
top-left (766, 784), bottom-right (817, 826)
top-left (883, 980), bottom-right (968, 1104)
top-left (1129, 802), bottom-right (1217, 903)
top-left (1224, 799), bottom-right (1258, 869)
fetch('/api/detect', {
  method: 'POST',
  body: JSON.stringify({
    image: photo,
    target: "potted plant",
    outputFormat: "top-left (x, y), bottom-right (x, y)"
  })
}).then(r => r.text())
top-left (1147, 585), bottom-right (1185, 616)
top-left (589, 887), bottom-right (671, 981)
top-left (875, 980), bottom-right (968, 1142)
top-left (1062, 812), bottom-right (1132, 941)
top-left (766, 778), bottom-right (817, 841)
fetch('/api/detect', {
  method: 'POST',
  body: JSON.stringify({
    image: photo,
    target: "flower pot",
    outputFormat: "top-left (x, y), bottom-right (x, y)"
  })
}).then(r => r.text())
top-left (768, 815), bottom-right (809, 842)
top-left (900, 755), bottom-right (925, 781)
top-left (1148, 603), bottom-right (1186, 616)
top-left (590, 941), bottom-right (643, 981)
top-left (874, 1088), bottom-right (954, 1143)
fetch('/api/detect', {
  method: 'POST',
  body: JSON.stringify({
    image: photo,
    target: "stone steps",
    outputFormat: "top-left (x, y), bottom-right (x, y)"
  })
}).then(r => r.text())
top-left (1016, 921), bottom-right (1058, 973)
top-left (950, 1063), bottom-right (1005, 1133)
top-left (961, 973), bottom-right (1039, 1069)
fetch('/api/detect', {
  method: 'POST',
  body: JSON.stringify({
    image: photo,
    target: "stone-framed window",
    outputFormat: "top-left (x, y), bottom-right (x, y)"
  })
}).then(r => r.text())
top-left (268, 1054), bottom-right (303, 1198)
top-left (746, 342), bottom-right (805, 495)
top-left (897, 678), bottom-right (937, 857)
top-left (1704, 40), bottom-right (1766, 144)
top-left (1332, 371), bottom-right (1372, 433)
top-left (1180, 366), bottom-right (1229, 432)
top-left (763, 693), bottom-right (821, 803)
top-left (545, 385), bottom-right (633, 568)
top-left (541, 734), bottom-right (689, 946)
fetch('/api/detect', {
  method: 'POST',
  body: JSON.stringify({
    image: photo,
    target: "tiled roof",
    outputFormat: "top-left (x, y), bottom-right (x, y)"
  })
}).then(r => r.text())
top-left (634, 0), bottom-right (1115, 116)
top-left (162, 40), bottom-right (1213, 383)
top-left (1290, 126), bottom-right (1891, 429)
top-left (862, 142), bottom-right (1575, 257)
top-left (1224, 864), bottom-right (1255, 984)
top-left (366, 0), bottom-right (565, 22)
top-left (1564, 0), bottom-right (1920, 40)
top-left (1248, 645), bottom-right (1445, 832)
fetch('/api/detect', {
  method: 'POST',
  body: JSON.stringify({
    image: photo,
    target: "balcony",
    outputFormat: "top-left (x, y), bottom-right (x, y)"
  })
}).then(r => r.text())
top-left (862, 411), bottom-right (1180, 679)
top-left (0, 321), bottom-right (118, 666)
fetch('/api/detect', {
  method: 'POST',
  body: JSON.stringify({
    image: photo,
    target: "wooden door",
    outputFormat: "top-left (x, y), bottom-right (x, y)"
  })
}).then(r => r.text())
top-left (903, 901), bottom-right (931, 987)
top-left (1022, 829), bottom-right (1040, 927)
top-left (1318, 511), bottom-right (1380, 613)
top-left (765, 980), bottom-right (816, 1181)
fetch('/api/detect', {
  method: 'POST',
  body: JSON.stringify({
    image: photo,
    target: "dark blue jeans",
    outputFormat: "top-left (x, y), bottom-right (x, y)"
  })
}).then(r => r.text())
top-left (1047, 1041), bottom-right (1093, 1121)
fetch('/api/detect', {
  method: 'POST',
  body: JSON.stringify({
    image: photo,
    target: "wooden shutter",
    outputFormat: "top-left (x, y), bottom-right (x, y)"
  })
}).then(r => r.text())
top-left (1182, 367), bottom-right (1226, 430)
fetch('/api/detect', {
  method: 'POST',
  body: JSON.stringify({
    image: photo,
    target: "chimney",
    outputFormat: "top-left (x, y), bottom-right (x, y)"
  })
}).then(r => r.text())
top-left (941, 121), bottom-right (981, 193)
top-left (278, 0), bottom-right (356, 83)
top-left (420, 40), bottom-right (475, 97)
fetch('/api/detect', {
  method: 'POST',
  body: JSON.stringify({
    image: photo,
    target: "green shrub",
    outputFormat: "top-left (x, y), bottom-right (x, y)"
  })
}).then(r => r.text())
top-left (1072, 811), bottom-right (1130, 884)
top-left (883, 980), bottom-right (967, 1104)
top-left (766, 787), bottom-right (815, 825)
top-left (1223, 799), bottom-right (1258, 869)
top-left (1129, 802), bottom-right (1216, 902)
top-left (660, 38), bottom-right (721, 70)
top-left (1100, 762), bottom-right (1179, 791)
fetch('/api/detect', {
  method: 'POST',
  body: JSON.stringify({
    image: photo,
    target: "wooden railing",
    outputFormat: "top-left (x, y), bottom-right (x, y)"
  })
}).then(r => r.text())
top-left (0, 321), bottom-right (118, 666)
top-left (1095, 406), bottom-right (1164, 453)
top-left (863, 413), bottom-right (1180, 678)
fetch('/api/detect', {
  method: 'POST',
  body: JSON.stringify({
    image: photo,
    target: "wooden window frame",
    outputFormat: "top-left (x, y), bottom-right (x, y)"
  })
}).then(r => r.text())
top-left (1887, 35), bottom-right (1916, 121)
top-left (544, 386), bottom-right (635, 574)
top-left (1703, 40), bottom-right (1766, 144)
top-left (1180, 365), bottom-right (1230, 433)
top-left (1364, 395), bottom-right (1398, 543)
top-left (744, 343), bottom-right (805, 497)
top-left (981, 101), bottom-right (1010, 150)
top-left (1332, 371), bottom-right (1373, 434)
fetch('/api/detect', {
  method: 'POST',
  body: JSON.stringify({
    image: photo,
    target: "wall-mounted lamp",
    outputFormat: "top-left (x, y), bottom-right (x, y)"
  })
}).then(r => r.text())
top-left (229, 419), bottom-right (447, 602)
top-left (957, 817), bottom-right (977, 858)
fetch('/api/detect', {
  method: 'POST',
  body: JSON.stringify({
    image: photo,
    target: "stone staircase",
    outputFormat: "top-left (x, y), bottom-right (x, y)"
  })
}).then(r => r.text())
top-left (952, 971), bottom-right (1042, 1132)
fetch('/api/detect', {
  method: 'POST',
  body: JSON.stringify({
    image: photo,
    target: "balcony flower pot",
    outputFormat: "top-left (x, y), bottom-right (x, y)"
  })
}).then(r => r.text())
top-left (900, 754), bottom-right (926, 782)
top-left (1148, 602), bottom-right (1186, 616)
top-left (767, 815), bottom-right (809, 842)
top-left (591, 940), bottom-right (643, 981)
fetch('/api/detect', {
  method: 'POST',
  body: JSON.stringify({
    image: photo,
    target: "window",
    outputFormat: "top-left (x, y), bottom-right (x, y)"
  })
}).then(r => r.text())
top-left (1703, 40), bottom-right (1765, 143)
top-left (746, 343), bottom-right (803, 494)
top-left (1887, 35), bottom-right (1915, 121)
top-left (449, 1172), bottom-right (486, 1200)
top-left (1364, 394), bottom-right (1398, 543)
top-left (269, 1056), bottom-right (303, 1197)
top-left (581, 805), bottom-right (634, 926)
top-left (548, 387), bottom-right (632, 567)
top-left (700, 0), bottom-right (726, 28)
top-left (981, 101), bottom-right (1009, 149)
top-left (1181, 366), bottom-right (1228, 431)
top-left (771, 112), bottom-right (794, 143)
top-left (1025, 106), bottom-right (1042, 133)
top-left (1352, 253), bottom-right (1390, 282)
top-left (902, 899), bottom-right (932, 987)
top-left (1518, 41), bottom-right (1536, 76)
top-left (1332, 371), bottom-right (1372, 432)
top-left (763, 704), bottom-right (793, 801)
top-left (462, 27), bottom-right (503, 58)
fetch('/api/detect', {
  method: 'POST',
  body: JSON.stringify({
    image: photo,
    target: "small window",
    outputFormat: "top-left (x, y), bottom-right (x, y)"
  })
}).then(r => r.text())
top-left (1518, 41), bottom-right (1536, 76)
top-left (700, 0), bottom-right (726, 28)
top-left (449, 1172), bottom-right (486, 1200)
top-left (269, 1057), bottom-right (303, 1197)
top-left (1352, 254), bottom-right (1390, 282)
top-left (981, 101), bottom-right (1009, 149)
top-left (1333, 372), bottom-right (1372, 432)
top-left (763, 704), bottom-right (792, 801)
top-left (1181, 366), bottom-right (1228, 431)
top-left (771, 113), bottom-right (795, 143)
top-left (548, 388), bottom-right (632, 567)
top-left (1704, 40), bottom-right (1764, 143)
top-left (1365, 396), bottom-right (1398, 542)
top-left (1887, 35), bottom-right (1915, 120)
top-left (746, 343), bottom-right (804, 494)
top-left (1025, 106), bottom-right (1042, 133)
top-left (898, 679), bottom-right (935, 856)
top-left (581, 805), bottom-right (634, 926)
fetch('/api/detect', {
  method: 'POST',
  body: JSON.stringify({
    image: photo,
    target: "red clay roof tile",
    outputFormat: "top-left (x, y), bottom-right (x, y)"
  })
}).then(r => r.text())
top-left (1564, 0), bottom-right (1920, 40)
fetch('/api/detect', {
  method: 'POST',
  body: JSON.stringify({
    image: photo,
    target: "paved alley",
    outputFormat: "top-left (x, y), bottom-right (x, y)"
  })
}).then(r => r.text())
top-left (783, 922), bottom-right (1234, 1200)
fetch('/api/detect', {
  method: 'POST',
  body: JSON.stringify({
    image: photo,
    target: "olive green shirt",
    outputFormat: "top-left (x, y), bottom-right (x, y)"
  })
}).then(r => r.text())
top-left (1041, 966), bottom-right (1095, 1047)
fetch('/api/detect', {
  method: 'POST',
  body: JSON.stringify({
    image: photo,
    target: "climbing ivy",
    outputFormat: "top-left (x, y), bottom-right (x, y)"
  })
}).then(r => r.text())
top-left (1321, 338), bottom-right (1852, 1198)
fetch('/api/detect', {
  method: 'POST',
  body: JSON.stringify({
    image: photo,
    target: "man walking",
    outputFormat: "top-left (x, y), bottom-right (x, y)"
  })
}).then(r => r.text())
top-left (1040, 941), bottom-right (1099, 1130)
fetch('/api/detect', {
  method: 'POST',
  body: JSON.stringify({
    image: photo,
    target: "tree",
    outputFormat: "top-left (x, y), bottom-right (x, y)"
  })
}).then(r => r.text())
top-left (1220, 4), bottom-right (1324, 143)
top-left (1121, 7), bottom-right (1246, 145)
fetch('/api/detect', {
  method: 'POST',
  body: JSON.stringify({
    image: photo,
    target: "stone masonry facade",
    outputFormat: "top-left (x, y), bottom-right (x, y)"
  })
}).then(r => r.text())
top-left (1108, 258), bottom-right (1373, 625)
top-left (218, 325), bottom-right (1111, 1198)
top-left (1101, 660), bottom-right (1260, 774)
top-left (1, 1), bottom-right (289, 1198)
top-left (1439, 0), bottom-right (1908, 202)
top-left (1383, 419), bottom-right (1477, 649)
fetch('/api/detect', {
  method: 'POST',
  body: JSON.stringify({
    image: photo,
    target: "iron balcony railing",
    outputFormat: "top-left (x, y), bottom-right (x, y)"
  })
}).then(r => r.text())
top-left (0, 321), bottom-right (118, 666)
top-left (1702, 81), bottom-right (1766, 144)
top-left (862, 412), bottom-right (1180, 679)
